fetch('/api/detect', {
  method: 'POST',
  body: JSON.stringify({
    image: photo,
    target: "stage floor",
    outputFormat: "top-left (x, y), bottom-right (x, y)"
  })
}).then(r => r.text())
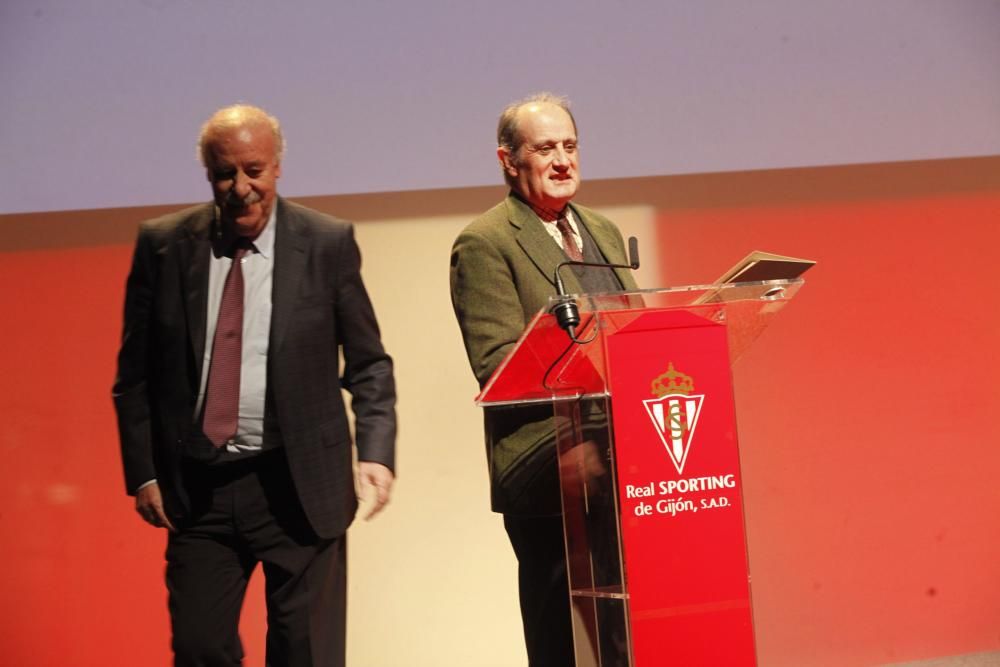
top-left (888, 652), bottom-right (1000, 667)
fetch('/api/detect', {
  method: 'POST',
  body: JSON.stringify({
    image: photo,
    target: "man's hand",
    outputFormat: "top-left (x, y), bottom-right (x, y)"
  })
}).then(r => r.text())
top-left (135, 482), bottom-right (177, 532)
top-left (558, 440), bottom-right (607, 493)
top-left (357, 461), bottom-right (394, 521)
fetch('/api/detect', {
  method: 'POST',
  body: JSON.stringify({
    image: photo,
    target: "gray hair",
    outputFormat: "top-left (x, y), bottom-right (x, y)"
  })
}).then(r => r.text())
top-left (496, 92), bottom-right (576, 185)
top-left (197, 103), bottom-right (286, 166)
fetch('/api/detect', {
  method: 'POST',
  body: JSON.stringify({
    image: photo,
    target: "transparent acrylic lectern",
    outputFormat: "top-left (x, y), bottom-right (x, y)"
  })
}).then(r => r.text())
top-left (476, 279), bottom-right (803, 667)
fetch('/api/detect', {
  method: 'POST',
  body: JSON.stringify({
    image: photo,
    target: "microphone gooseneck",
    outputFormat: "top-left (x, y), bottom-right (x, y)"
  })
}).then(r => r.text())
top-left (551, 236), bottom-right (641, 341)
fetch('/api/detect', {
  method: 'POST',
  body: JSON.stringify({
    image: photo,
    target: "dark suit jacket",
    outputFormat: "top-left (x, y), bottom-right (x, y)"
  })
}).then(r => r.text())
top-left (113, 198), bottom-right (396, 539)
top-left (450, 194), bottom-right (638, 515)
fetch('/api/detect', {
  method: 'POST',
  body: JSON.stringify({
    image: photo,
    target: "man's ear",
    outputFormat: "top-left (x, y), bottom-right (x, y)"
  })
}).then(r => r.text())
top-left (497, 146), bottom-right (517, 176)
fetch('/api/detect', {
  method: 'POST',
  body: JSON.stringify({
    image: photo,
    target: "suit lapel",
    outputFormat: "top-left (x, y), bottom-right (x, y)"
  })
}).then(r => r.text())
top-left (508, 195), bottom-right (586, 295)
top-left (270, 198), bottom-right (308, 353)
top-left (179, 206), bottom-right (213, 377)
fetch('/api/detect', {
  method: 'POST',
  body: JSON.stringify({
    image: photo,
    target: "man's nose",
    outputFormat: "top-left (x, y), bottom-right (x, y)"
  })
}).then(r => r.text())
top-left (230, 172), bottom-right (252, 198)
top-left (552, 145), bottom-right (571, 168)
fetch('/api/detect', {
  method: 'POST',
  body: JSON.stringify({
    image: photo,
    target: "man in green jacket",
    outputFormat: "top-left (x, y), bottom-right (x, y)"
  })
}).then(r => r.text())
top-left (450, 93), bottom-right (639, 666)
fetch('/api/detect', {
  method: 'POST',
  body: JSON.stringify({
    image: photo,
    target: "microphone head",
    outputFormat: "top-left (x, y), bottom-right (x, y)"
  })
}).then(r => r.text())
top-left (552, 298), bottom-right (581, 339)
top-left (628, 236), bottom-right (640, 269)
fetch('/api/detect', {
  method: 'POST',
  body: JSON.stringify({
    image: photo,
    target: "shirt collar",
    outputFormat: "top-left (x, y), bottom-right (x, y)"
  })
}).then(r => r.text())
top-left (211, 204), bottom-right (277, 259)
top-left (251, 206), bottom-right (276, 259)
top-left (510, 189), bottom-right (572, 223)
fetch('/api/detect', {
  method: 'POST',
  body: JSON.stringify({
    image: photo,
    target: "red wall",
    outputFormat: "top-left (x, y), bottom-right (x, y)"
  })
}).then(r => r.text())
top-left (1, 159), bottom-right (998, 665)
top-left (0, 245), bottom-right (164, 663)
top-left (0, 244), bottom-right (271, 665)
top-left (655, 189), bottom-right (1000, 665)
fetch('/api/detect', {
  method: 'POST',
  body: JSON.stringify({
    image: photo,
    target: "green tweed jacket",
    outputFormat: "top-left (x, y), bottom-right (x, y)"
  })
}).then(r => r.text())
top-left (450, 194), bottom-right (639, 515)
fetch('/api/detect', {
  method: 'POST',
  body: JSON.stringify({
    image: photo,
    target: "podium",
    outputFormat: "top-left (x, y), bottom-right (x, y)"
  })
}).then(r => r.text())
top-left (476, 279), bottom-right (803, 666)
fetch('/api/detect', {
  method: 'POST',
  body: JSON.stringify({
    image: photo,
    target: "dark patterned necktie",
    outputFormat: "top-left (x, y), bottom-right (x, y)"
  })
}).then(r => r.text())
top-left (202, 240), bottom-right (250, 447)
top-left (556, 216), bottom-right (583, 262)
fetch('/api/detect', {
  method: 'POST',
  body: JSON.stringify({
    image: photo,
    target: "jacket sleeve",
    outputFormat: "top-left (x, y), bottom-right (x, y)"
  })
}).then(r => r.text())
top-left (449, 228), bottom-right (529, 387)
top-left (335, 224), bottom-right (397, 472)
top-left (112, 225), bottom-right (158, 494)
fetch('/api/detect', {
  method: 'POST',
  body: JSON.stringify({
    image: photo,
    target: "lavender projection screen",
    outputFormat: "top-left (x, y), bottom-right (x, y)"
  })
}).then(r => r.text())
top-left (2, 0), bottom-right (999, 214)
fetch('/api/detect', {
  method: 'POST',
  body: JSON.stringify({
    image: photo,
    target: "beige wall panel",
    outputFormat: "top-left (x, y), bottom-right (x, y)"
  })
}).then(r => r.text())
top-left (344, 203), bottom-right (656, 666)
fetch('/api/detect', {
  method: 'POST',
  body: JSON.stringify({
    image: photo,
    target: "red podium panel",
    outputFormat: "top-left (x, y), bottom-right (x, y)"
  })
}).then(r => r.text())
top-left (605, 311), bottom-right (752, 665)
top-left (478, 280), bottom-right (802, 667)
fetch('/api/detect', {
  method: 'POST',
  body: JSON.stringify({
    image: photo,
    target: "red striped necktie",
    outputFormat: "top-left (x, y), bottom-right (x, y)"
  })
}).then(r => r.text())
top-left (556, 216), bottom-right (583, 262)
top-left (202, 240), bottom-right (251, 447)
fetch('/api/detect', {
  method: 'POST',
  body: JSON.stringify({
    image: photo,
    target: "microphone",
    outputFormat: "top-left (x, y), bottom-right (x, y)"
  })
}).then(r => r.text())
top-left (552, 236), bottom-right (641, 340)
top-left (628, 236), bottom-right (639, 270)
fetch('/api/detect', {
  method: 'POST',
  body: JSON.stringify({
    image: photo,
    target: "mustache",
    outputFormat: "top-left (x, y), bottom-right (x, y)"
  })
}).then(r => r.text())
top-left (224, 190), bottom-right (261, 207)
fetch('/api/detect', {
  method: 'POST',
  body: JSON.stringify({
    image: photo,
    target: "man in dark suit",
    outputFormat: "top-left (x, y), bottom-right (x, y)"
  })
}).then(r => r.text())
top-left (113, 104), bottom-right (396, 667)
top-left (450, 94), bottom-right (639, 666)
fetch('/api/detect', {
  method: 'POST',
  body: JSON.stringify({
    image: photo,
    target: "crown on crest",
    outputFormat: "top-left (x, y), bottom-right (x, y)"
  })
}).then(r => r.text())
top-left (651, 362), bottom-right (694, 397)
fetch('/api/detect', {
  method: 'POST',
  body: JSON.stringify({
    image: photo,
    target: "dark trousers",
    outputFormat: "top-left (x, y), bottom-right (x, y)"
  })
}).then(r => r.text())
top-left (166, 452), bottom-right (346, 667)
top-left (504, 514), bottom-right (576, 667)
